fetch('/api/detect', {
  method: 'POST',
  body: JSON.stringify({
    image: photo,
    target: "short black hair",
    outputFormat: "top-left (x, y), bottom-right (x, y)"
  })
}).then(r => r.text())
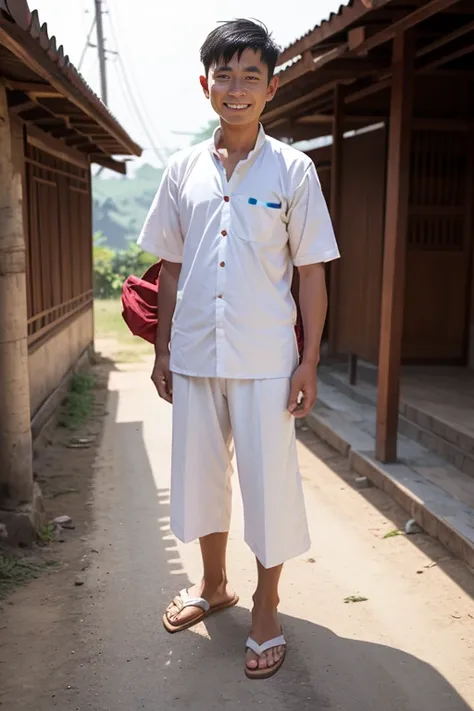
top-left (200, 19), bottom-right (280, 80)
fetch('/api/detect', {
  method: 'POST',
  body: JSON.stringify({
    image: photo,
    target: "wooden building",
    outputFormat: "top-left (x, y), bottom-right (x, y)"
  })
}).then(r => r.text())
top-left (0, 0), bottom-right (141, 541)
top-left (262, 0), bottom-right (474, 464)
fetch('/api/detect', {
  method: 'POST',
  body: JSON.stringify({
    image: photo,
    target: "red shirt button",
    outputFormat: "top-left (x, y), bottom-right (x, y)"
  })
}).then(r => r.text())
top-left (221, 230), bottom-right (227, 237)
top-left (223, 196), bottom-right (230, 202)
top-left (220, 261), bottom-right (225, 268)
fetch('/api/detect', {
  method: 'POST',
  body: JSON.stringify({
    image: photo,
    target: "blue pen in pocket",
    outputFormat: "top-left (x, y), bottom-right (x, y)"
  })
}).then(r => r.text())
top-left (248, 197), bottom-right (282, 209)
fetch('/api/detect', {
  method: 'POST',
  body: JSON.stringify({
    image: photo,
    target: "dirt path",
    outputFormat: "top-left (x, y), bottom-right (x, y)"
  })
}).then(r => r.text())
top-left (1, 352), bottom-right (474, 710)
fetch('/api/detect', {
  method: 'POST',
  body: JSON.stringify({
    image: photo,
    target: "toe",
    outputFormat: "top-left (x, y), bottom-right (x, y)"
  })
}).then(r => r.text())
top-left (246, 650), bottom-right (259, 670)
top-left (166, 603), bottom-right (179, 621)
top-left (258, 653), bottom-right (268, 670)
top-left (266, 650), bottom-right (275, 668)
top-left (166, 602), bottom-right (201, 627)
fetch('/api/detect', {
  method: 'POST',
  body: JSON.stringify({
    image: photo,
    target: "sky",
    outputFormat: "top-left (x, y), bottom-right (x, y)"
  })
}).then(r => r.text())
top-left (30, 0), bottom-right (346, 166)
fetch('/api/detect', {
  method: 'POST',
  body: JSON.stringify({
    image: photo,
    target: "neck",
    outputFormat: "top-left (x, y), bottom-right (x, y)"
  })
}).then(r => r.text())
top-left (217, 120), bottom-right (261, 156)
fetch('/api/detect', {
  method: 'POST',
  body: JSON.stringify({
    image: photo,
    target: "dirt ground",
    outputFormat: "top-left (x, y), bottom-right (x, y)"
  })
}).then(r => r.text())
top-left (0, 328), bottom-right (473, 710)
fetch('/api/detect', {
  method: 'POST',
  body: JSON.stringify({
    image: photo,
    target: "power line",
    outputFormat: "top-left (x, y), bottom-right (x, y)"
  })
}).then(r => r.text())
top-left (77, 0), bottom-right (168, 168)
top-left (78, 16), bottom-right (96, 72)
top-left (114, 54), bottom-right (168, 166)
top-left (109, 60), bottom-right (144, 141)
top-left (106, 2), bottom-right (165, 141)
top-left (106, 2), bottom-right (168, 166)
top-left (107, 7), bottom-right (167, 164)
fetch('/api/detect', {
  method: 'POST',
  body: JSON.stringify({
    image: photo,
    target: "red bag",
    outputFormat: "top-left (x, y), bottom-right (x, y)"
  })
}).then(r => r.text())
top-left (121, 262), bottom-right (162, 344)
top-left (121, 262), bottom-right (304, 355)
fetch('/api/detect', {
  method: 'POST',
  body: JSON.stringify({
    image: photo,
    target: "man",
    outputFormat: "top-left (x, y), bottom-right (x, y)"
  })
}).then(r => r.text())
top-left (137, 19), bottom-right (339, 680)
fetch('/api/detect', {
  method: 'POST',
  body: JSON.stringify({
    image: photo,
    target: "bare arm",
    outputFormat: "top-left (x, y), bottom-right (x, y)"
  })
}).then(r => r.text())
top-left (155, 261), bottom-right (181, 355)
top-left (298, 262), bottom-right (327, 367)
top-left (288, 263), bottom-right (327, 417)
top-left (151, 260), bottom-right (181, 402)
top-left (286, 161), bottom-right (337, 417)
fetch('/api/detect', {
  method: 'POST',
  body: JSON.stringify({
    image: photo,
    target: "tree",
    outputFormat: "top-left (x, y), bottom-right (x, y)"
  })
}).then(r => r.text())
top-left (93, 233), bottom-right (121, 298)
top-left (93, 232), bottom-right (156, 299)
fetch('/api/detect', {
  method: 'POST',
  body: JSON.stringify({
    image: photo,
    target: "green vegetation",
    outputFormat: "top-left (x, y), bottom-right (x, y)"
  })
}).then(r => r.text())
top-left (383, 529), bottom-right (404, 539)
top-left (92, 163), bottom-right (163, 250)
top-left (94, 299), bottom-right (152, 363)
top-left (344, 595), bottom-right (368, 604)
top-left (93, 233), bottom-right (156, 299)
top-left (0, 553), bottom-right (57, 599)
top-left (37, 522), bottom-right (56, 544)
top-left (95, 298), bottom-right (129, 339)
top-left (58, 372), bottom-right (95, 430)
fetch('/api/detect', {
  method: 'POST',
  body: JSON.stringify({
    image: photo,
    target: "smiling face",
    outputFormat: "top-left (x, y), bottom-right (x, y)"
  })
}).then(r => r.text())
top-left (200, 48), bottom-right (279, 127)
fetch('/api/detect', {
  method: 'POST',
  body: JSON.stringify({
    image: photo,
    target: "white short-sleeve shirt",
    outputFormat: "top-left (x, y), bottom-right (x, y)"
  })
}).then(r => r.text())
top-left (137, 125), bottom-right (340, 379)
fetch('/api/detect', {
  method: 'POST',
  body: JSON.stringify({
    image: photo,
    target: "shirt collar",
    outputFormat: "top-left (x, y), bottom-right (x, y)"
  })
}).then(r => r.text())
top-left (209, 123), bottom-right (267, 163)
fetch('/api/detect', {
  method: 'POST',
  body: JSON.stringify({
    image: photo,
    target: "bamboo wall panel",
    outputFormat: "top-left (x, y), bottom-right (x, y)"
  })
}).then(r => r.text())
top-left (24, 144), bottom-right (93, 346)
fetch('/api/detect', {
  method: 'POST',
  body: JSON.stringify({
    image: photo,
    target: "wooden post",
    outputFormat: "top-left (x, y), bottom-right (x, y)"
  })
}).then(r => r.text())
top-left (0, 80), bottom-right (33, 507)
top-left (376, 31), bottom-right (414, 462)
top-left (348, 353), bottom-right (358, 386)
top-left (328, 84), bottom-right (344, 354)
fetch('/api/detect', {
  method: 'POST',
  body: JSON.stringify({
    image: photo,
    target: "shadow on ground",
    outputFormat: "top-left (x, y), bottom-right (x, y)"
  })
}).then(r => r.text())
top-left (3, 358), bottom-right (471, 711)
top-left (296, 427), bottom-right (474, 603)
top-left (34, 353), bottom-right (120, 511)
top-left (78, 412), bottom-right (473, 711)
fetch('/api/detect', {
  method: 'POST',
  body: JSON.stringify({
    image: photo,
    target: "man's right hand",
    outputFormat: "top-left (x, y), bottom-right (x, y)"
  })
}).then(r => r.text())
top-left (151, 353), bottom-right (173, 403)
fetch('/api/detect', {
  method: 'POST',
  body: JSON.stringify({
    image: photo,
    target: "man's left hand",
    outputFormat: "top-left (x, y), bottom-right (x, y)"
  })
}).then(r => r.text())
top-left (288, 363), bottom-right (318, 418)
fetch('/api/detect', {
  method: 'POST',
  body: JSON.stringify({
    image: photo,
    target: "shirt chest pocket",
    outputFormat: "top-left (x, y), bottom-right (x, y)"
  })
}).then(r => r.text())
top-left (234, 195), bottom-right (287, 245)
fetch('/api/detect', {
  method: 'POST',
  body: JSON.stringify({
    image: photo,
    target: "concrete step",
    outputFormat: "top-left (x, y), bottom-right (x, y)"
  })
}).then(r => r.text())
top-left (319, 370), bottom-right (474, 480)
top-left (306, 384), bottom-right (474, 570)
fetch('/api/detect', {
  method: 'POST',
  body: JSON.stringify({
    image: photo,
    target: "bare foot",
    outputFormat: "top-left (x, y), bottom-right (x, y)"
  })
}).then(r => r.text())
top-left (165, 580), bottom-right (236, 629)
top-left (246, 605), bottom-right (284, 672)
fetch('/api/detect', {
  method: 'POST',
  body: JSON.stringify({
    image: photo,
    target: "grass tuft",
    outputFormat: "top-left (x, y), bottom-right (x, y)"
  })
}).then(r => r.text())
top-left (0, 553), bottom-right (58, 599)
top-left (58, 372), bottom-right (95, 430)
top-left (383, 529), bottom-right (404, 539)
top-left (94, 299), bottom-right (152, 363)
top-left (344, 595), bottom-right (368, 604)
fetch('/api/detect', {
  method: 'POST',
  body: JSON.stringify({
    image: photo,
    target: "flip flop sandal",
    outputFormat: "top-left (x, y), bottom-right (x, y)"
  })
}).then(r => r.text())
top-left (162, 588), bottom-right (239, 634)
top-left (245, 634), bottom-right (287, 680)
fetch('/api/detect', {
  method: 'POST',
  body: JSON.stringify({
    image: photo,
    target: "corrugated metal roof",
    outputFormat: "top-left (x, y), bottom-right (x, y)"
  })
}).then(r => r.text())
top-left (282, 0), bottom-right (352, 54)
top-left (320, 0), bottom-right (353, 24)
top-left (0, 0), bottom-right (141, 157)
top-left (277, 0), bottom-right (386, 67)
top-left (276, 43), bottom-right (348, 86)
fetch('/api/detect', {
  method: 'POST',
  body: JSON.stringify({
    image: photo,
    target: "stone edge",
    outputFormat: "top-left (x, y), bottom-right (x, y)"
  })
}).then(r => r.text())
top-left (305, 410), bottom-right (474, 571)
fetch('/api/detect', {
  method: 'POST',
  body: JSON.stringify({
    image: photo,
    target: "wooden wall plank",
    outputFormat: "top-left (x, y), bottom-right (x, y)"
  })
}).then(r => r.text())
top-left (335, 126), bottom-right (387, 362)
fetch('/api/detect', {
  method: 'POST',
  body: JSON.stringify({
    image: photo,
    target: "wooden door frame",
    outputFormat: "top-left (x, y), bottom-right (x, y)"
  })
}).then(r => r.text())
top-left (467, 130), bottom-right (474, 368)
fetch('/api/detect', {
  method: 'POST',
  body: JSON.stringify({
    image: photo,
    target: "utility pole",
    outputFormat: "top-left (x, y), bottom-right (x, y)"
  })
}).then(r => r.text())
top-left (94, 0), bottom-right (108, 105)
